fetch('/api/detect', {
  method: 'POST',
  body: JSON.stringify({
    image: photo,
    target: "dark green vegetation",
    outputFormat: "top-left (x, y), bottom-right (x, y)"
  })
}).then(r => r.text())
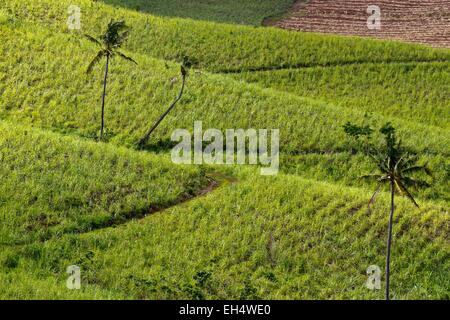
top-left (139, 57), bottom-right (191, 146)
top-left (0, 1), bottom-right (448, 299)
top-left (100, 0), bottom-right (296, 25)
top-left (0, 121), bottom-right (208, 246)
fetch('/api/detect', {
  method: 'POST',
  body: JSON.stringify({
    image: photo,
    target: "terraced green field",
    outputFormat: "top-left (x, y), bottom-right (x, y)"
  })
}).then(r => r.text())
top-left (0, 0), bottom-right (448, 300)
top-left (1, 20), bottom-right (448, 155)
top-left (0, 121), bottom-right (208, 246)
top-left (2, 171), bottom-right (448, 299)
top-left (4, 0), bottom-right (450, 72)
top-left (233, 62), bottom-right (450, 128)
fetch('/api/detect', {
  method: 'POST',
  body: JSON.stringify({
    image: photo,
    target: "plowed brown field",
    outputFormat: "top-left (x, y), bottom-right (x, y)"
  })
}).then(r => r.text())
top-left (272, 0), bottom-right (450, 47)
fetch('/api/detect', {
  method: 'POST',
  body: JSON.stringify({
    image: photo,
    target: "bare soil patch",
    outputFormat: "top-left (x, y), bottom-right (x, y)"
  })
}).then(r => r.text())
top-left (273, 0), bottom-right (450, 48)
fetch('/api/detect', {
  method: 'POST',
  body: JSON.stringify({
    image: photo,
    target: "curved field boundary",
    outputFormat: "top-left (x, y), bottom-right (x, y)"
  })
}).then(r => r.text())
top-left (1, 20), bottom-right (448, 157)
top-left (229, 61), bottom-right (450, 129)
top-left (3, 0), bottom-right (450, 73)
top-left (0, 121), bottom-right (213, 246)
top-left (99, 172), bottom-right (237, 230)
top-left (216, 57), bottom-right (450, 74)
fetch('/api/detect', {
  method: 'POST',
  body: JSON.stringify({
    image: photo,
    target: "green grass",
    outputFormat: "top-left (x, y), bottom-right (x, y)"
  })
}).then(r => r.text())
top-left (280, 153), bottom-right (450, 204)
top-left (232, 62), bottom-right (450, 129)
top-left (3, 0), bottom-right (450, 73)
top-left (1, 169), bottom-right (448, 299)
top-left (0, 21), bottom-right (448, 157)
top-left (99, 0), bottom-right (296, 25)
top-left (0, 0), bottom-right (449, 300)
top-left (0, 121), bottom-right (208, 246)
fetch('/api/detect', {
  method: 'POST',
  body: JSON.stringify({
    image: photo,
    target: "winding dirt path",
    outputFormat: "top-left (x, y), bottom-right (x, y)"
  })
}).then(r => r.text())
top-left (271, 0), bottom-right (450, 48)
top-left (6, 172), bottom-right (236, 248)
top-left (104, 172), bottom-right (236, 229)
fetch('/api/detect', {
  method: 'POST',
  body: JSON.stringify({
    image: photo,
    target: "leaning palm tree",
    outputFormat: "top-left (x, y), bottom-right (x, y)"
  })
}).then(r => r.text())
top-left (360, 123), bottom-right (432, 300)
top-left (138, 56), bottom-right (192, 147)
top-left (85, 20), bottom-right (137, 140)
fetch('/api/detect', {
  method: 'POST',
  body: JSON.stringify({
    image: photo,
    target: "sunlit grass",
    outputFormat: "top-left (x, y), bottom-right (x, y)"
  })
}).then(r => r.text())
top-left (0, 0), bottom-right (448, 300)
top-left (2, 169), bottom-right (448, 299)
top-left (0, 121), bottom-right (208, 245)
top-left (3, 0), bottom-right (450, 72)
top-left (233, 62), bottom-right (450, 128)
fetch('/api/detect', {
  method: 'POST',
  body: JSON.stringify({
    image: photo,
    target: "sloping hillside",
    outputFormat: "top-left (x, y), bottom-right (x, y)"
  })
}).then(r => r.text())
top-left (2, 169), bottom-right (449, 299)
top-left (3, 0), bottom-right (450, 72)
top-left (0, 0), bottom-right (448, 300)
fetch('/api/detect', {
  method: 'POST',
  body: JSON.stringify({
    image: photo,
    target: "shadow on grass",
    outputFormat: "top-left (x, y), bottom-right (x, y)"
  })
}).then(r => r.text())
top-left (137, 138), bottom-right (179, 154)
top-left (98, 0), bottom-right (296, 26)
top-left (10, 174), bottom-right (221, 247)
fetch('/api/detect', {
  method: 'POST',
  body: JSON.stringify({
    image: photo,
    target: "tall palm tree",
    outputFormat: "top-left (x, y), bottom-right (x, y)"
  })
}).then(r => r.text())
top-left (85, 20), bottom-right (137, 140)
top-left (138, 56), bottom-right (192, 147)
top-left (361, 123), bottom-right (432, 300)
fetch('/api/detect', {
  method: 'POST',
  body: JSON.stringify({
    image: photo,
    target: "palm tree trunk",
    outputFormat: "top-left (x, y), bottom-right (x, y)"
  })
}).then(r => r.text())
top-left (385, 179), bottom-right (395, 300)
top-left (100, 54), bottom-right (110, 140)
top-left (138, 74), bottom-right (186, 146)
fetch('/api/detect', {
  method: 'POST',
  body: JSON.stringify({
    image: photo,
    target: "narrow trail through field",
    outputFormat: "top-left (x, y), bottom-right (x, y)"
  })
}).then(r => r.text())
top-left (104, 171), bottom-right (237, 229)
top-left (103, 176), bottom-right (219, 227)
top-left (59, 171), bottom-right (237, 239)
top-left (216, 58), bottom-right (449, 74)
top-left (2, 171), bottom-right (237, 249)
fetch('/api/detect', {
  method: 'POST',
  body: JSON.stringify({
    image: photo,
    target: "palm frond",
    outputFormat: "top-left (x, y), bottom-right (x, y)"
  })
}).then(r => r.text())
top-left (402, 177), bottom-right (431, 189)
top-left (401, 155), bottom-right (420, 168)
top-left (370, 150), bottom-right (390, 172)
top-left (116, 30), bottom-right (130, 44)
top-left (394, 155), bottom-right (405, 171)
top-left (402, 164), bottom-right (433, 177)
top-left (86, 50), bottom-right (106, 74)
top-left (111, 20), bottom-right (129, 32)
top-left (394, 179), bottom-right (419, 208)
top-left (368, 183), bottom-right (383, 209)
top-left (359, 173), bottom-right (381, 180)
top-left (84, 34), bottom-right (102, 46)
top-left (102, 20), bottom-right (131, 49)
top-left (356, 123), bottom-right (431, 212)
top-left (115, 51), bottom-right (137, 65)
